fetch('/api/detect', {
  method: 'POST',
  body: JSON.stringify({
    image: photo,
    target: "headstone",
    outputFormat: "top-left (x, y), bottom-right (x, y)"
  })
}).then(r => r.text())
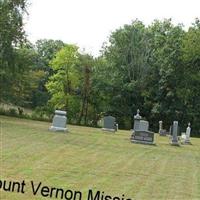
top-left (159, 121), bottom-right (167, 136)
top-left (115, 123), bottom-right (119, 131)
top-left (185, 123), bottom-right (191, 143)
top-left (170, 121), bottom-right (179, 146)
top-left (181, 132), bottom-right (186, 140)
top-left (132, 131), bottom-right (155, 144)
top-left (169, 125), bottom-right (172, 135)
top-left (182, 123), bottom-right (191, 144)
top-left (130, 109), bottom-right (155, 145)
top-left (102, 116), bottom-right (118, 132)
top-left (159, 121), bottom-right (163, 133)
top-left (49, 110), bottom-right (68, 132)
top-left (139, 120), bottom-right (149, 131)
top-left (134, 109), bottom-right (142, 131)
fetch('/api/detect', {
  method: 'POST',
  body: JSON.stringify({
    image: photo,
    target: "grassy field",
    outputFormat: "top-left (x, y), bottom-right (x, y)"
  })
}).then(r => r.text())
top-left (0, 115), bottom-right (200, 200)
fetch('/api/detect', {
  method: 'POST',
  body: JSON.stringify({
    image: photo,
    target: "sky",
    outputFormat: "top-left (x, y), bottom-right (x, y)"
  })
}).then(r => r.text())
top-left (25, 0), bottom-right (200, 56)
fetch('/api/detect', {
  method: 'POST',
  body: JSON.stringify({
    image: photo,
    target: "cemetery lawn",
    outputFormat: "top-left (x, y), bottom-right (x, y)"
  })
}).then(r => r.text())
top-left (1, 116), bottom-right (200, 200)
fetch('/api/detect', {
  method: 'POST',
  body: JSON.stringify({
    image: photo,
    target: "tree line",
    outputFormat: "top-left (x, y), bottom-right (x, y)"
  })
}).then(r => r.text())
top-left (0, 0), bottom-right (200, 135)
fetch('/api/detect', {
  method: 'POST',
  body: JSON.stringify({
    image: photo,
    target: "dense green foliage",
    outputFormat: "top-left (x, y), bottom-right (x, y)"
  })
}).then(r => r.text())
top-left (0, 1), bottom-right (199, 135)
top-left (0, 0), bottom-right (28, 101)
top-left (96, 19), bottom-right (200, 135)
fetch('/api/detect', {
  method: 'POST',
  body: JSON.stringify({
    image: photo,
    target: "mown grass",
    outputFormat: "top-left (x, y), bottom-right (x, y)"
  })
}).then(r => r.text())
top-left (0, 115), bottom-right (200, 200)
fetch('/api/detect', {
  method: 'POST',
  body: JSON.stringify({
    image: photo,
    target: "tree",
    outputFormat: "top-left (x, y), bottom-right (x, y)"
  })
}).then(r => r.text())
top-left (46, 44), bottom-right (80, 121)
top-left (180, 19), bottom-right (200, 135)
top-left (4, 44), bottom-right (45, 108)
top-left (101, 20), bottom-right (151, 128)
top-left (35, 39), bottom-right (65, 71)
top-left (89, 56), bottom-right (112, 126)
top-left (0, 0), bottom-right (28, 102)
top-left (31, 39), bottom-right (65, 107)
top-left (144, 19), bottom-right (185, 129)
top-left (77, 54), bottom-right (94, 125)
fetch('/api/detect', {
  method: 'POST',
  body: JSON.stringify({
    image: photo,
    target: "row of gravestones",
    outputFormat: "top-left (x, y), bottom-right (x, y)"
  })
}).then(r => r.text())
top-left (159, 120), bottom-right (191, 145)
top-left (49, 110), bottom-right (191, 145)
top-left (130, 110), bottom-right (191, 145)
top-left (49, 110), bottom-right (119, 132)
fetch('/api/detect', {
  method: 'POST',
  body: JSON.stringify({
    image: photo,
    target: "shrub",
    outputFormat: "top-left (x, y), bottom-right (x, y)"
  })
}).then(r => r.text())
top-left (0, 107), bottom-right (6, 115)
top-left (8, 108), bottom-right (17, 116)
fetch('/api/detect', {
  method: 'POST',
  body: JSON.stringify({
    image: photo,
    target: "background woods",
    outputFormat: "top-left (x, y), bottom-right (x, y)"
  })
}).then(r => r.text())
top-left (0, 1), bottom-right (199, 135)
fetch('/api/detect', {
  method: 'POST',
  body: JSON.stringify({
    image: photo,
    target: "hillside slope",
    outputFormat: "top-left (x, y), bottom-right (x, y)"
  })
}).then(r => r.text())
top-left (0, 116), bottom-right (200, 200)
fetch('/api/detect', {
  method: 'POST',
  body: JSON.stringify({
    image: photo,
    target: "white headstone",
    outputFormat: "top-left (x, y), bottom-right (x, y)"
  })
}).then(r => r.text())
top-left (159, 121), bottom-right (163, 133)
top-left (181, 132), bottom-right (186, 140)
top-left (185, 122), bottom-right (191, 143)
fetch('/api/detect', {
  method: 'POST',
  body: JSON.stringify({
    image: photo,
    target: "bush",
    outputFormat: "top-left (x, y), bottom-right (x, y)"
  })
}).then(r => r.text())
top-left (17, 107), bottom-right (24, 115)
top-left (0, 107), bottom-right (6, 115)
top-left (8, 108), bottom-right (17, 116)
top-left (0, 106), bottom-right (50, 122)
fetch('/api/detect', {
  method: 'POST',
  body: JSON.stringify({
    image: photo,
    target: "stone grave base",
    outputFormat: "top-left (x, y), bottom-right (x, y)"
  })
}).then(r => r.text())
top-left (131, 139), bottom-right (155, 145)
top-left (180, 133), bottom-right (191, 144)
top-left (49, 126), bottom-right (68, 132)
top-left (169, 136), bottom-right (180, 146)
top-left (170, 142), bottom-right (180, 146)
top-left (130, 131), bottom-right (155, 145)
top-left (170, 140), bottom-right (180, 146)
top-left (102, 128), bottom-right (116, 132)
top-left (181, 140), bottom-right (192, 145)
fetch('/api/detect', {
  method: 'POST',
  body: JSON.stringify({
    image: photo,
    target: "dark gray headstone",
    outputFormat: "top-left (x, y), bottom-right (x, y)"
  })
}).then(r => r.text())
top-left (102, 116), bottom-right (117, 132)
top-left (170, 121), bottom-right (179, 145)
top-left (131, 109), bottom-right (155, 145)
top-left (160, 129), bottom-right (167, 136)
top-left (132, 131), bottom-right (154, 143)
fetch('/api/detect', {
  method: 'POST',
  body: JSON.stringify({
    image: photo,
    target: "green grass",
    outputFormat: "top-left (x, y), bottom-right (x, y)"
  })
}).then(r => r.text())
top-left (0, 115), bottom-right (200, 200)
